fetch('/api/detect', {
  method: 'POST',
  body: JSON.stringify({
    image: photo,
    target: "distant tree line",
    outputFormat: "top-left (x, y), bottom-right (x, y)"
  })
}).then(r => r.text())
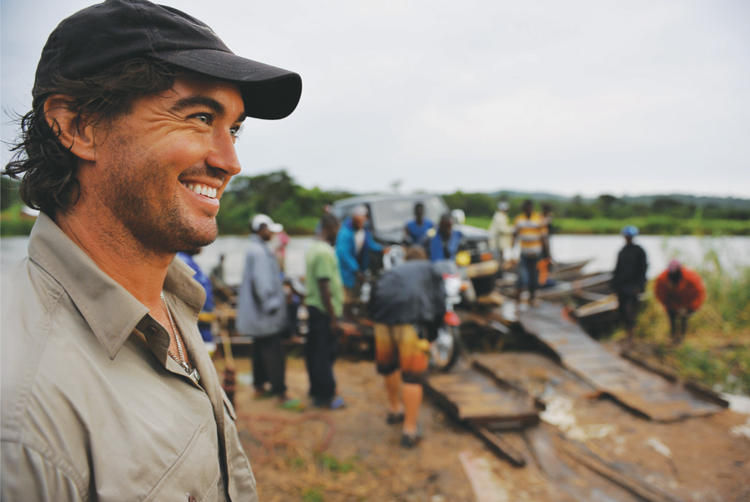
top-left (3, 173), bottom-right (749, 236)
top-left (216, 170), bottom-right (353, 234)
top-left (443, 190), bottom-right (750, 221)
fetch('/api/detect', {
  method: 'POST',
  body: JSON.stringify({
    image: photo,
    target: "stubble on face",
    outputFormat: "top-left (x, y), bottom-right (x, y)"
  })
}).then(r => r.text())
top-left (98, 133), bottom-right (221, 255)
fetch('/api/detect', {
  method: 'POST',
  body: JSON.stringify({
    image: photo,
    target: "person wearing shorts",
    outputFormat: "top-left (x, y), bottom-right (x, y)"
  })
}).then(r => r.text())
top-left (374, 324), bottom-right (430, 445)
top-left (369, 256), bottom-right (445, 448)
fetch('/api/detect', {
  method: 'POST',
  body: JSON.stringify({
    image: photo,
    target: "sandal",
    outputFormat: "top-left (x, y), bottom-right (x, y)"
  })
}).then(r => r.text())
top-left (314, 396), bottom-right (346, 410)
top-left (401, 426), bottom-right (423, 449)
top-left (386, 411), bottom-right (405, 425)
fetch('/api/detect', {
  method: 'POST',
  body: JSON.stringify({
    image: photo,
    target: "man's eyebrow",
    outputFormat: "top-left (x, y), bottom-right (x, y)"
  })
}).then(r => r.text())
top-left (170, 95), bottom-right (226, 116)
top-left (170, 95), bottom-right (247, 123)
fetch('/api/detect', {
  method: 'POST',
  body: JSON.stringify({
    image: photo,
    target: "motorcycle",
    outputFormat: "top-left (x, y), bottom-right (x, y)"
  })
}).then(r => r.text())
top-left (382, 247), bottom-right (461, 373)
top-left (426, 259), bottom-right (462, 372)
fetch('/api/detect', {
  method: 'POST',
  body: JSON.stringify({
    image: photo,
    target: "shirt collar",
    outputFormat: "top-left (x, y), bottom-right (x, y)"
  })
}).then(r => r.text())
top-left (28, 213), bottom-right (204, 360)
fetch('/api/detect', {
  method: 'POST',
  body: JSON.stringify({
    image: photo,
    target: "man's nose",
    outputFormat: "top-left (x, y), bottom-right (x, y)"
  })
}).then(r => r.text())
top-left (207, 131), bottom-right (241, 176)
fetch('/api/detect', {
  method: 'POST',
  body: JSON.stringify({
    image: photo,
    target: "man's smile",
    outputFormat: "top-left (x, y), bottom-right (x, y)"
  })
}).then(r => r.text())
top-left (181, 182), bottom-right (218, 199)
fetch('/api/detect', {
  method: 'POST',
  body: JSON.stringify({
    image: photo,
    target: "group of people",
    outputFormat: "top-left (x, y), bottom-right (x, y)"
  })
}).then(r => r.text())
top-left (232, 204), bottom-right (445, 448)
top-left (403, 202), bottom-right (463, 263)
top-left (0, 0), bottom-right (716, 496)
top-left (228, 212), bottom-right (345, 411)
top-left (485, 199), bottom-right (707, 342)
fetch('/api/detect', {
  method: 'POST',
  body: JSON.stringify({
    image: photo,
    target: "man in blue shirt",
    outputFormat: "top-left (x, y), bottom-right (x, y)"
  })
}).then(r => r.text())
top-left (176, 249), bottom-right (216, 353)
top-left (335, 205), bottom-right (383, 317)
top-left (405, 202), bottom-right (434, 245)
top-left (424, 214), bottom-right (462, 262)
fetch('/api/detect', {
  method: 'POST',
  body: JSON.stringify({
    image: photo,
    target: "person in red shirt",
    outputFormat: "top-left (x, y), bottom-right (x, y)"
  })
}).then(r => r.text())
top-left (654, 260), bottom-right (706, 344)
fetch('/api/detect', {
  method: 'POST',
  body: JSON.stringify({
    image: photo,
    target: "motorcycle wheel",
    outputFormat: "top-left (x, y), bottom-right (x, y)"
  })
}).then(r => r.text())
top-left (430, 325), bottom-right (460, 372)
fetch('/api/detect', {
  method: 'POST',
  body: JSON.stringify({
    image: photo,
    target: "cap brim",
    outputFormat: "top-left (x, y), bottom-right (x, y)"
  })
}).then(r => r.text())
top-left (269, 223), bottom-right (284, 233)
top-left (152, 49), bottom-right (301, 120)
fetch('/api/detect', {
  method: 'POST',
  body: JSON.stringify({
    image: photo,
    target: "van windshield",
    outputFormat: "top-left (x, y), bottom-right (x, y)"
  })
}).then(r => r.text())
top-left (371, 197), bottom-right (448, 231)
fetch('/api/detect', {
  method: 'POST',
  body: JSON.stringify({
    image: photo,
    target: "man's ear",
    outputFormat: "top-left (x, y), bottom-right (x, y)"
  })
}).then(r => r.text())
top-left (43, 95), bottom-right (98, 162)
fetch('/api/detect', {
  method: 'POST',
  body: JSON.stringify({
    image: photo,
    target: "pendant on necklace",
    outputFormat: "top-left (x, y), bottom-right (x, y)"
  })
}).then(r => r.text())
top-left (189, 367), bottom-right (200, 381)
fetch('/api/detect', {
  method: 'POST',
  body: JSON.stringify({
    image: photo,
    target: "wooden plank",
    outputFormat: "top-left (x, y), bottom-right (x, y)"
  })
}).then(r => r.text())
top-left (525, 427), bottom-right (566, 481)
top-left (473, 426), bottom-right (526, 467)
top-left (426, 369), bottom-right (540, 425)
top-left (621, 349), bottom-right (729, 409)
top-left (518, 303), bottom-right (724, 421)
top-left (458, 451), bottom-right (510, 502)
top-left (558, 438), bottom-right (688, 502)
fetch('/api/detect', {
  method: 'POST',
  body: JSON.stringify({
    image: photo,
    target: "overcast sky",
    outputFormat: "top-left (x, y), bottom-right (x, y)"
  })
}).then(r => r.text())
top-left (2, 0), bottom-right (749, 198)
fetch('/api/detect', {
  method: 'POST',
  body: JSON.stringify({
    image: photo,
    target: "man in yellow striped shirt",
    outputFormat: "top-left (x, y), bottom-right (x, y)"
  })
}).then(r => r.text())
top-left (512, 200), bottom-right (549, 307)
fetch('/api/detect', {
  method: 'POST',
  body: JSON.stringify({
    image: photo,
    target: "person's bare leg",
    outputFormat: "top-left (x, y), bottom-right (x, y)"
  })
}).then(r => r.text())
top-left (384, 370), bottom-right (402, 413)
top-left (402, 382), bottom-right (423, 435)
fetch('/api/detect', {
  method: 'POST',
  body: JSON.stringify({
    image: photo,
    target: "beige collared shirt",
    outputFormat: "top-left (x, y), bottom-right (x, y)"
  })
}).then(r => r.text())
top-left (1, 213), bottom-right (257, 502)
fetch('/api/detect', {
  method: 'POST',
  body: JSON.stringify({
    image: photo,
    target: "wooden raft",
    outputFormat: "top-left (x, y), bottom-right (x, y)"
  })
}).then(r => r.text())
top-left (426, 368), bottom-right (542, 466)
top-left (518, 303), bottom-right (726, 421)
top-left (427, 369), bottom-right (540, 427)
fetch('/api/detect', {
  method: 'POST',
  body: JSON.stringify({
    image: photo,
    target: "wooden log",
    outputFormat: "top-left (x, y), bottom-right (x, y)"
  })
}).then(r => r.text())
top-left (558, 438), bottom-right (688, 502)
top-left (472, 426), bottom-right (526, 467)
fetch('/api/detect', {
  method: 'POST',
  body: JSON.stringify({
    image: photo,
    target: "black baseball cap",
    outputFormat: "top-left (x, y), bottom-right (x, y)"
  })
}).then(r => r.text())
top-left (32, 0), bottom-right (301, 120)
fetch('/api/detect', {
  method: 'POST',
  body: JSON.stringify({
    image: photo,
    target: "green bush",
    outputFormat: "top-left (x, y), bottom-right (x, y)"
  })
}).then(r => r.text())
top-left (1, 205), bottom-right (36, 236)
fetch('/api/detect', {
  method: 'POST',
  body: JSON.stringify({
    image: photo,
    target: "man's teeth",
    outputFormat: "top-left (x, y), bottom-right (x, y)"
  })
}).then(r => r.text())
top-left (182, 183), bottom-right (217, 199)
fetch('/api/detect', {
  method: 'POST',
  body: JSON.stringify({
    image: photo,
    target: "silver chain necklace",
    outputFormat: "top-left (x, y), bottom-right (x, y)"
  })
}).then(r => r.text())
top-left (161, 292), bottom-right (199, 381)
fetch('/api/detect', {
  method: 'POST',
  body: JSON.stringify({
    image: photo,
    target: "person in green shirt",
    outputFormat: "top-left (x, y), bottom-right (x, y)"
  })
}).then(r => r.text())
top-left (305, 214), bottom-right (346, 409)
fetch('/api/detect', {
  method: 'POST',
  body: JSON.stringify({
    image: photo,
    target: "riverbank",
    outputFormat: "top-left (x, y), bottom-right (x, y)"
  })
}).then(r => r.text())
top-left (609, 263), bottom-right (750, 395)
top-left (465, 216), bottom-right (750, 236)
top-left (4, 205), bottom-right (749, 237)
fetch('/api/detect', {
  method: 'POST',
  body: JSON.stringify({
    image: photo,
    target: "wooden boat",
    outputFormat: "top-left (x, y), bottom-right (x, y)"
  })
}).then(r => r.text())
top-left (549, 259), bottom-right (591, 281)
top-left (534, 272), bottom-right (613, 301)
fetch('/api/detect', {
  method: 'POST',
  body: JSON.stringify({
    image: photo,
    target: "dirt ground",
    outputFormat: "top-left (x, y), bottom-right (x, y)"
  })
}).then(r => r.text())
top-left (223, 349), bottom-right (750, 502)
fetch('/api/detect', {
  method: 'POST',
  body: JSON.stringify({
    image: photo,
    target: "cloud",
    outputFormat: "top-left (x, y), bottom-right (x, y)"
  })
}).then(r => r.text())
top-left (2, 0), bottom-right (749, 197)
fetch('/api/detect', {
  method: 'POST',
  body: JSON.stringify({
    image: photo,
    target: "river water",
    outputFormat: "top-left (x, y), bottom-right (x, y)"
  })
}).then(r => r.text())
top-left (3, 234), bottom-right (749, 286)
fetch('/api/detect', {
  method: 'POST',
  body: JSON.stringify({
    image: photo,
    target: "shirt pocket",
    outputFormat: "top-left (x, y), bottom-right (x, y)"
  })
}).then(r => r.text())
top-left (223, 393), bottom-right (258, 502)
top-left (143, 424), bottom-right (221, 502)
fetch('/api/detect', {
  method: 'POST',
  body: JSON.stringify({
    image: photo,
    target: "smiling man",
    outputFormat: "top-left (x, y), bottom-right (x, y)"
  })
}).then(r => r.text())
top-left (0, 1), bottom-right (301, 501)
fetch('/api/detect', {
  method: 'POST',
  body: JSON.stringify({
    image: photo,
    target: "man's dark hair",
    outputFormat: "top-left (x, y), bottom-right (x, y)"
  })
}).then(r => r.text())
top-left (405, 246), bottom-right (427, 261)
top-left (414, 202), bottom-right (424, 211)
top-left (3, 58), bottom-right (180, 216)
top-left (320, 213), bottom-right (339, 230)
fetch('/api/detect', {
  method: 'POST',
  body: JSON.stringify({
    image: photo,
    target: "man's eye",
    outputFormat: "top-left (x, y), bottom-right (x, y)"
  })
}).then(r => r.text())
top-left (192, 113), bottom-right (212, 124)
top-left (230, 126), bottom-right (242, 142)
